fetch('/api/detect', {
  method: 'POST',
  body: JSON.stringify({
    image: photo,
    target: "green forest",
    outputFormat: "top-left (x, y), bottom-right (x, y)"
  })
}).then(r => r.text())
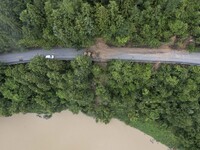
top-left (1, 56), bottom-right (200, 149)
top-left (0, 0), bottom-right (200, 53)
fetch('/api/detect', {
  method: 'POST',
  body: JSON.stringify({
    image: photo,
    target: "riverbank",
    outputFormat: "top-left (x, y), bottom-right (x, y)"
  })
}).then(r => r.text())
top-left (0, 111), bottom-right (168, 150)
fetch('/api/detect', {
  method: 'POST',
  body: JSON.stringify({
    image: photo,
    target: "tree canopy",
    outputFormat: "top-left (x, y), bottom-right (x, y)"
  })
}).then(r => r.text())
top-left (0, 0), bottom-right (199, 52)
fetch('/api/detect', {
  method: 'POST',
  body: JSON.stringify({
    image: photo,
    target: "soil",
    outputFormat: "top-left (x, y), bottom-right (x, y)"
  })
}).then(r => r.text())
top-left (87, 38), bottom-right (186, 60)
top-left (153, 62), bottom-right (161, 71)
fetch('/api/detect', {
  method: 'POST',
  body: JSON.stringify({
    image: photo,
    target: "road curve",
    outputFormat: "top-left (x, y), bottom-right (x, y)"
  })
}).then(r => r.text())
top-left (0, 48), bottom-right (200, 66)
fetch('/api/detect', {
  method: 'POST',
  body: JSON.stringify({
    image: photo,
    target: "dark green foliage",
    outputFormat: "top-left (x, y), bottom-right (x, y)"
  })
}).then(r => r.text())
top-left (0, 63), bottom-right (13, 116)
top-left (1, 0), bottom-right (199, 52)
top-left (0, 63), bottom-right (5, 82)
top-left (19, 0), bottom-right (48, 48)
top-left (1, 57), bottom-right (200, 149)
top-left (0, 0), bottom-right (29, 53)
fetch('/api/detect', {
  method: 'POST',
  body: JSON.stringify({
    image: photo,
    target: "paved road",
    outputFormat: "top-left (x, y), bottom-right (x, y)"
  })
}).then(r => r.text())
top-left (0, 48), bottom-right (200, 66)
top-left (0, 48), bottom-right (84, 64)
top-left (105, 50), bottom-right (200, 65)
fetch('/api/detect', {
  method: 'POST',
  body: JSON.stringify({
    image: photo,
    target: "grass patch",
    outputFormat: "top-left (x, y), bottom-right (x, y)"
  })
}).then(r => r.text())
top-left (128, 119), bottom-right (180, 149)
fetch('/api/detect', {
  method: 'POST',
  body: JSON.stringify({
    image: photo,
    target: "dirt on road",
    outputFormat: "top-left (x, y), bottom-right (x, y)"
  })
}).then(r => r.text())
top-left (87, 38), bottom-right (187, 60)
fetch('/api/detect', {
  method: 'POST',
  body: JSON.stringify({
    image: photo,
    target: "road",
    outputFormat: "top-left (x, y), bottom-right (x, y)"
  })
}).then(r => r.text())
top-left (104, 50), bottom-right (200, 66)
top-left (0, 48), bottom-right (84, 64)
top-left (0, 48), bottom-right (200, 66)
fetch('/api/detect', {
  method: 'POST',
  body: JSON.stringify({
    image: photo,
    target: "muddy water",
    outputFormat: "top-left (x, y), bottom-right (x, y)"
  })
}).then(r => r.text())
top-left (0, 111), bottom-right (168, 150)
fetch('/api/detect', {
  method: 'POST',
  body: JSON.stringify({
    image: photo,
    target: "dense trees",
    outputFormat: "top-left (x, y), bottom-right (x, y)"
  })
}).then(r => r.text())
top-left (1, 57), bottom-right (200, 149)
top-left (0, 0), bottom-right (199, 52)
top-left (19, 0), bottom-right (47, 48)
top-left (0, 0), bottom-right (29, 53)
top-left (0, 56), bottom-right (94, 115)
top-left (95, 1), bottom-right (131, 46)
top-left (52, 0), bottom-right (96, 48)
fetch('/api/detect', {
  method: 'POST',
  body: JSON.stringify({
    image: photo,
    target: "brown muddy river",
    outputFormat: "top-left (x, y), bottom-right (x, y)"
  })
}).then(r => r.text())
top-left (0, 111), bottom-right (168, 150)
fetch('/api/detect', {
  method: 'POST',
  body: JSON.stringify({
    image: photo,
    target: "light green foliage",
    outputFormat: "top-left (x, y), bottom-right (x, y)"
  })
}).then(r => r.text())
top-left (169, 20), bottom-right (188, 37)
top-left (95, 1), bottom-right (130, 46)
top-left (56, 56), bottom-right (94, 113)
top-left (128, 119), bottom-right (179, 149)
top-left (52, 0), bottom-right (95, 48)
